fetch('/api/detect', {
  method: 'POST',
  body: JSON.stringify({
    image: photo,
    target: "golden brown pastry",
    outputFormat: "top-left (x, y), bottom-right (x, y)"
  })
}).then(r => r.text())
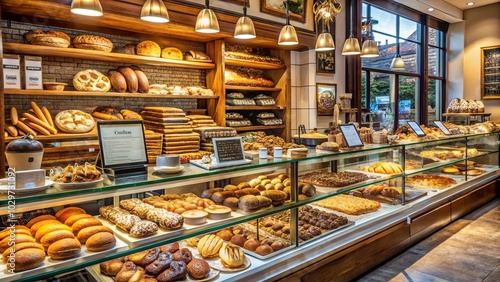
top-left (71, 217), bottom-right (103, 235)
top-left (255, 244), bottom-right (274, 256)
top-left (243, 238), bottom-right (260, 251)
top-left (219, 242), bottom-right (246, 268)
top-left (64, 213), bottom-right (93, 227)
top-left (187, 258), bottom-right (210, 279)
top-left (30, 219), bottom-right (62, 236)
top-left (85, 231), bottom-right (116, 252)
top-left (136, 40), bottom-right (161, 57)
top-left (35, 223), bottom-right (72, 241)
top-left (40, 229), bottom-right (76, 249)
top-left (76, 225), bottom-right (114, 244)
top-left (128, 247), bottom-right (160, 265)
top-left (47, 237), bottom-right (82, 259)
top-left (2, 242), bottom-right (44, 262)
top-left (216, 229), bottom-right (233, 241)
top-left (73, 69), bottom-right (111, 92)
top-left (26, 214), bottom-right (57, 228)
top-left (6, 248), bottom-right (46, 272)
top-left (197, 234), bottom-right (223, 258)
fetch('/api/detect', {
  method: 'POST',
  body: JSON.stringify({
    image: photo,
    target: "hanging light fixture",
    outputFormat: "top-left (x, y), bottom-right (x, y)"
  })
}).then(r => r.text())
top-left (234, 0), bottom-right (256, 39)
top-left (71, 0), bottom-right (103, 16)
top-left (278, 0), bottom-right (299, 45)
top-left (315, 20), bottom-right (335, 51)
top-left (195, 0), bottom-right (219, 33)
top-left (390, 38), bottom-right (405, 70)
top-left (141, 0), bottom-right (170, 23)
top-left (360, 18), bottom-right (379, 58)
top-left (342, 33), bottom-right (360, 55)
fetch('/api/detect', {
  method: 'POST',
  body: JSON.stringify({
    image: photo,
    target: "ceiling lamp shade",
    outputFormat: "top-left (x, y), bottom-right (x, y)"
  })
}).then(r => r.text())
top-left (278, 0), bottom-right (299, 45)
top-left (71, 0), bottom-right (103, 16)
top-left (390, 54), bottom-right (405, 70)
top-left (342, 34), bottom-right (360, 55)
top-left (315, 32), bottom-right (335, 51)
top-left (195, 0), bottom-right (219, 33)
top-left (234, 0), bottom-right (256, 39)
top-left (360, 39), bottom-right (379, 57)
top-left (141, 0), bottom-right (170, 23)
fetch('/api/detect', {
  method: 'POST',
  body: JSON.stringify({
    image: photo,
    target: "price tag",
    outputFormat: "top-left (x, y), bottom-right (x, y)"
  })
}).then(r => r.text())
top-left (339, 124), bottom-right (364, 148)
top-left (213, 137), bottom-right (245, 163)
top-left (407, 121), bottom-right (426, 137)
top-left (433, 121), bottom-right (452, 135)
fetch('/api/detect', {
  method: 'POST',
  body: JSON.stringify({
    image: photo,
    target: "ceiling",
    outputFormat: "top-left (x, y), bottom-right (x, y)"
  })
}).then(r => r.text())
top-left (443, 0), bottom-right (500, 10)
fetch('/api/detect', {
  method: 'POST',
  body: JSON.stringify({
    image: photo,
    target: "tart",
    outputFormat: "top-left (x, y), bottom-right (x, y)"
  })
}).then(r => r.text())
top-left (405, 175), bottom-right (457, 189)
top-left (181, 210), bottom-right (208, 225)
top-left (204, 205), bottom-right (232, 220)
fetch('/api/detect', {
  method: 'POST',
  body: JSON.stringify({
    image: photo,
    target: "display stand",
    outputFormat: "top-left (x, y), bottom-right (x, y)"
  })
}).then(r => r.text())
top-left (442, 113), bottom-right (491, 125)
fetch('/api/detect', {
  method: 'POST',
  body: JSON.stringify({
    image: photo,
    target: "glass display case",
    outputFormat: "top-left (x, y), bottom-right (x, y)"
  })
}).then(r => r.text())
top-left (0, 132), bottom-right (498, 282)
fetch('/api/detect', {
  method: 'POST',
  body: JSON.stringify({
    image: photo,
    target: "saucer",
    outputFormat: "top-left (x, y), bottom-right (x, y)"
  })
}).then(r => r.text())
top-left (0, 179), bottom-right (53, 194)
top-left (153, 165), bottom-right (184, 174)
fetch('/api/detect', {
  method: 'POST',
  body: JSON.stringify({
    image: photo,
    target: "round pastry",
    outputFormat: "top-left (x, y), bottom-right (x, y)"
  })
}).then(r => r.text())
top-left (136, 40), bottom-right (161, 57)
top-left (40, 229), bottom-right (76, 248)
top-left (54, 110), bottom-right (95, 134)
top-left (85, 232), bottom-right (116, 252)
top-left (73, 69), bottom-right (111, 92)
top-left (6, 248), bottom-right (46, 272)
top-left (187, 258), bottom-right (210, 279)
top-left (216, 229), bottom-right (233, 241)
top-left (47, 237), bottom-right (82, 259)
top-left (73, 35), bottom-right (113, 52)
top-left (255, 245), bottom-right (274, 256)
top-left (181, 210), bottom-right (208, 225)
top-left (271, 241), bottom-right (285, 251)
top-left (204, 205), bottom-right (231, 220)
top-left (237, 195), bottom-right (261, 212)
top-left (219, 242), bottom-right (246, 268)
top-left (161, 47), bottom-right (183, 60)
top-left (71, 217), bottom-right (103, 235)
top-left (223, 197), bottom-right (239, 211)
top-left (197, 234), bottom-right (223, 258)
top-left (230, 234), bottom-right (246, 247)
top-left (441, 167), bottom-right (460, 174)
top-left (26, 214), bottom-right (57, 228)
top-left (172, 248), bottom-right (193, 264)
top-left (243, 238), bottom-right (260, 251)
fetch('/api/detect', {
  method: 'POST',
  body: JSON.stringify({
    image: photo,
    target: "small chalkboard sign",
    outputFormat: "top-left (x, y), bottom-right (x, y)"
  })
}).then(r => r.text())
top-left (407, 121), bottom-right (426, 137)
top-left (213, 137), bottom-right (245, 163)
top-left (339, 124), bottom-right (364, 148)
top-left (433, 121), bottom-right (452, 135)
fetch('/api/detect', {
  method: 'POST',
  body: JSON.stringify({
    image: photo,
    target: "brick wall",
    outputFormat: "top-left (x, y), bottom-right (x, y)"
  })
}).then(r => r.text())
top-left (2, 20), bottom-right (206, 114)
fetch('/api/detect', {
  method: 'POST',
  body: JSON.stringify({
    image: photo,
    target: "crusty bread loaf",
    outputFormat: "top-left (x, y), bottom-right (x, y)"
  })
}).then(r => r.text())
top-left (161, 47), bottom-right (183, 60)
top-left (117, 67), bottom-right (138, 93)
top-left (64, 213), bottom-right (93, 227)
top-left (85, 232), bottom-right (116, 252)
top-left (129, 66), bottom-right (149, 93)
top-left (77, 225), bottom-right (113, 244)
top-left (0, 226), bottom-right (31, 241)
top-left (73, 35), bottom-right (113, 52)
top-left (73, 69), bottom-right (111, 92)
top-left (28, 32), bottom-right (70, 48)
top-left (2, 242), bottom-right (44, 262)
top-left (0, 234), bottom-right (36, 253)
top-left (47, 238), bottom-right (82, 259)
top-left (56, 207), bottom-right (86, 219)
top-left (30, 219), bottom-right (62, 236)
top-left (6, 248), bottom-right (45, 272)
top-left (108, 70), bottom-right (127, 93)
top-left (136, 40), bottom-right (161, 57)
top-left (59, 208), bottom-right (87, 223)
top-left (54, 109), bottom-right (95, 134)
top-left (35, 223), bottom-right (72, 241)
top-left (71, 218), bottom-right (103, 235)
top-left (40, 229), bottom-right (76, 249)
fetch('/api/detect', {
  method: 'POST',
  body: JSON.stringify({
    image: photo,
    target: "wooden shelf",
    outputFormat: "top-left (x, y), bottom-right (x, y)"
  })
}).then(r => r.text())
top-left (5, 133), bottom-right (98, 143)
top-left (225, 58), bottom-right (286, 70)
top-left (4, 89), bottom-right (220, 99)
top-left (442, 113), bottom-right (491, 117)
top-left (226, 105), bottom-right (285, 110)
top-left (233, 125), bottom-right (285, 131)
top-left (225, 85), bottom-right (282, 92)
top-left (3, 43), bottom-right (215, 69)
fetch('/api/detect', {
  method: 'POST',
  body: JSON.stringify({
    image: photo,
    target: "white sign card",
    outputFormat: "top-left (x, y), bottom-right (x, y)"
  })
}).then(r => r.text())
top-left (433, 121), bottom-right (452, 135)
top-left (339, 124), bottom-right (364, 148)
top-left (97, 120), bottom-right (148, 168)
top-left (407, 121), bottom-right (426, 137)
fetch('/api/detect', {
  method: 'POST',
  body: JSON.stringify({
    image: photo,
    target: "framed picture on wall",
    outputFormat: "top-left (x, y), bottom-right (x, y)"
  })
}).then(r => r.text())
top-left (260, 0), bottom-right (307, 23)
top-left (316, 83), bottom-right (337, 116)
top-left (316, 50), bottom-right (335, 73)
top-left (481, 45), bottom-right (500, 99)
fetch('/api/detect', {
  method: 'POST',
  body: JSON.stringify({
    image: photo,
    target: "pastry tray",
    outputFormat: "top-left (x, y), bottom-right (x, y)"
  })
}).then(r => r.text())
top-left (350, 189), bottom-right (428, 205)
top-left (98, 211), bottom-right (246, 247)
top-left (0, 237), bottom-right (128, 282)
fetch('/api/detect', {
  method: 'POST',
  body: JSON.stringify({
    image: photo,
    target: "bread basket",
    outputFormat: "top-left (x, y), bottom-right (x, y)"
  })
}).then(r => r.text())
top-left (43, 82), bottom-right (67, 91)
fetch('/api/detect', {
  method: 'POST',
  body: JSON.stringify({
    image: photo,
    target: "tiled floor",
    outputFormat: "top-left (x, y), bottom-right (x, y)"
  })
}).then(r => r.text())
top-left (357, 198), bottom-right (500, 282)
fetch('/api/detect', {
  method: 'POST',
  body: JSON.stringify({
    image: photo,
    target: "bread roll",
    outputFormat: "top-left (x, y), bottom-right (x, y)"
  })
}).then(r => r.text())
top-left (59, 209), bottom-right (87, 223)
top-left (2, 242), bottom-right (44, 262)
top-left (161, 47), bottom-right (183, 60)
top-left (136, 40), bottom-right (161, 57)
top-left (56, 207), bottom-right (86, 220)
top-left (238, 195), bottom-right (261, 212)
top-left (30, 219), bottom-right (62, 235)
top-left (0, 226), bottom-right (31, 241)
top-left (40, 229), bottom-right (75, 248)
top-left (85, 231), bottom-right (116, 252)
top-left (255, 245), bottom-right (274, 256)
top-left (26, 214), bottom-right (57, 228)
top-left (77, 225), bottom-right (113, 244)
top-left (243, 238), bottom-right (260, 251)
top-left (10, 107), bottom-right (18, 125)
top-left (47, 237), bottom-right (81, 259)
top-left (108, 70), bottom-right (127, 93)
top-left (197, 234), bottom-right (223, 258)
top-left (71, 217), bottom-right (103, 235)
top-left (64, 213), bottom-right (93, 227)
top-left (118, 66), bottom-right (139, 93)
top-left (35, 223), bottom-right (72, 241)
top-left (115, 261), bottom-right (137, 282)
top-left (6, 248), bottom-right (45, 272)
top-left (187, 258), bottom-right (210, 279)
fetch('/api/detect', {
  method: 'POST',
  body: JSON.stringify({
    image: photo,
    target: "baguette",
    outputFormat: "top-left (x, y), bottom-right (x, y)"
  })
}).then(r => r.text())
top-left (22, 112), bottom-right (57, 134)
top-left (41, 107), bottom-right (55, 128)
top-left (30, 101), bottom-right (49, 124)
top-left (92, 111), bottom-right (120, 120)
top-left (27, 121), bottom-right (51, 135)
top-left (15, 120), bottom-right (37, 136)
top-left (10, 107), bottom-right (18, 125)
top-left (130, 66), bottom-right (149, 94)
top-left (5, 122), bottom-right (18, 137)
top-left (3, 131), bottom-right (7, 138)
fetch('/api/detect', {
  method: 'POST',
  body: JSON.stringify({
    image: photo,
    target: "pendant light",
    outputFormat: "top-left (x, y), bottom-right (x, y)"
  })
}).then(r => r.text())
top-left (360, 18), bottom-right (379, 58)
top-left (71, 0), bottom-right (103, 16)
top-left (315, 20), bottom-right (335, 51)
top-left (390, 38), bottom-right (405, 70)
top-left (342, 33), bottom-right (360, 55)
top-left (195, 0), bottom-right (219, 33)
top-left (234, 0), bottom-right (256, 39)
top-left (278, 0), bottom-right (299, 45)
top-left (141, 0), bottom-right (170, 23)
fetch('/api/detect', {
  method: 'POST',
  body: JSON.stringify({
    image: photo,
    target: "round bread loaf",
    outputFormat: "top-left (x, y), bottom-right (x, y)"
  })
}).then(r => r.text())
top-left (71, 218), bottom-right (103, 235)
top-left (77, 225), bottom-right (114, 244)
top-left (73, 69), bottom-right (111, 92)
top-left (243, 238), bottom-right (260, 251)
top-left (6, 248), bottom-right (45, 272)
top-left (47, 237), bottom-right (82, 259)
top-left (30, 219), bottom-right (62, 236)
top-left (255, 245), bottom-right (274, 256)
top-left (54, 110), bottom-right (95, 133)
top-left (2, 242), bottom-right (44, 262)
top-left (230, 234), bottom-right (246, 247)
top-left (271, 241), bottom-right (285, 251)
top-left (108, 70), bottom-right (127, 93)
top-left (25, 29), bottom-right (44, 42)
top-left (222, 197), bottom-right (239, 211)
top-left (161, 47), bottom-right (183, 60)
top-left (35, 223), bottom-right (72, 241)
top-left (85, 232), bottom-right (116, 252)
top-left (29, 34), bottom-right (70, 48)
top-left (237, 195), bottom-right (261, 212)
top-left (26, 214), bottom-right (57, 228)
top-left (73, 35), bottom-right (113, 52)
top-left (136, 40), bottom-right (161, 57)
top-left (216, 229), bottom-right (233, 241)
top-left (40, 229), bottom-right (76, 249)
top-left (187, 258), bottom-right (210, 279)
top-left (46, 30), bottom-right (71, 42)
top-left (64, 213), bottom-right (93, 227)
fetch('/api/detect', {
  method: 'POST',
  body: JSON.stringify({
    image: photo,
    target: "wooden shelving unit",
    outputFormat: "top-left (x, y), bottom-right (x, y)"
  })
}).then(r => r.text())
top-left (226, 105), bottom-right (285, 111)
top-left (224, 85), bottom-right (282, 92)
top-left (225, 58), bottom-right (286, 70)
top-left (4, 89), bottom-right (220, 99)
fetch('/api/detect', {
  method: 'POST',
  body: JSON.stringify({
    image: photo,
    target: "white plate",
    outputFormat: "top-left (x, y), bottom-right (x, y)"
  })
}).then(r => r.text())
top-left (53, 178), bottom-right (104, 189)
top-left (0, 180), bottom-right (53, 194)
top-left (153, 165), bottom-right (184, 174)
top-left (206, 256), bottom-right (251, 272)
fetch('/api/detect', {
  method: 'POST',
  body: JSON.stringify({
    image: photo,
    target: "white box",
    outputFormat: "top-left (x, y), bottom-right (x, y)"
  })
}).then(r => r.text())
top-left (24, 56), bottom-right (43, 89)
top-left (3, 54), bottom-right (21, 89)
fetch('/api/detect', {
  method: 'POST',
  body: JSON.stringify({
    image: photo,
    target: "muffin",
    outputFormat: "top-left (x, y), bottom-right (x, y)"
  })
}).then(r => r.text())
top-left (187, 258), bottom-right (210, 279)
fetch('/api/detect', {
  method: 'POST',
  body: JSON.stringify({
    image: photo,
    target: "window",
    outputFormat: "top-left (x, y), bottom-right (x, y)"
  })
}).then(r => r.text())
top-left (360, 1), bottom-right (447, 130)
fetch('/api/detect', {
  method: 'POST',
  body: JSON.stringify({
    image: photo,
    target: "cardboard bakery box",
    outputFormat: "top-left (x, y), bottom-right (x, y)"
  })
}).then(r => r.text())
top-left (3, 54), bottom-right (21, 89)
top-left (24, 55), bottom-right (43, 89)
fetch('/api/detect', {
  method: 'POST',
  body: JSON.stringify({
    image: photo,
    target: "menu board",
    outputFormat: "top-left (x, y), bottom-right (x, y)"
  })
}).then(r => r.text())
top-left (407, 121), bottom-right (426, 137)
top-left (97, 120), bottom-right (148, 168)
top-left (433, 121), bottom-right (452, 135)
top-left (213, 137), bottom-right (245, 163)
top-left (339, 124), bottom-right (364, 148)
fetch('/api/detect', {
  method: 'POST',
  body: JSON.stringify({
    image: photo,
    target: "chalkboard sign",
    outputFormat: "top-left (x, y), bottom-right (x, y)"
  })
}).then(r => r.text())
top-left (213, 137), bottom-right (245, 163)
